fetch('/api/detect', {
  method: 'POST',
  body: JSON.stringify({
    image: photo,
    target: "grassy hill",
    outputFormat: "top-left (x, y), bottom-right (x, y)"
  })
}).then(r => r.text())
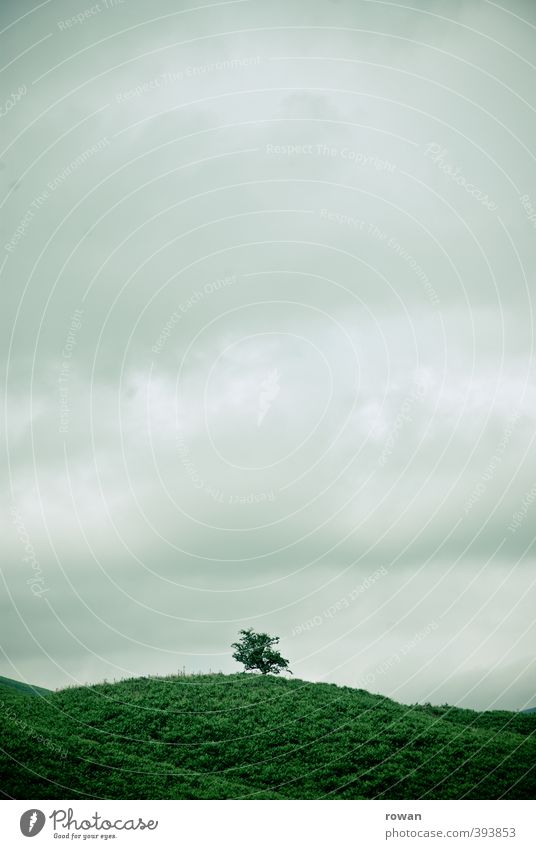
top-left (0, 675), bottom-right (51, 698)
top-left (1, 672), bottom-right (534, 800)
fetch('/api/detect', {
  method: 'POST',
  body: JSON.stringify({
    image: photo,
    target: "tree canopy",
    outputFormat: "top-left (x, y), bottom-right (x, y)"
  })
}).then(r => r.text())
top-left (231, 628), bottom-right (291, 675)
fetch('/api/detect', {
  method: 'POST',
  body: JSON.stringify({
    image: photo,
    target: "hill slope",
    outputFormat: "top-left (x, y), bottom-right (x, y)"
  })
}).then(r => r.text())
top-left (0, 673), bottom-right (534, 800)
top-left (0, 675), bottom-right (51, 698)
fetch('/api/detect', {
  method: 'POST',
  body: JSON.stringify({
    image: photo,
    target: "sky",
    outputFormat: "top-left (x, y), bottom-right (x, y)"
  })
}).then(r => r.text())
top-left (1, 0), bottom-right (536, 710)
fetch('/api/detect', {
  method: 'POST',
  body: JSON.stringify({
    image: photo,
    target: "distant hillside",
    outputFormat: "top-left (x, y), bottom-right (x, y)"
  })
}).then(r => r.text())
top-left (0, 673), bottom-right (534, 799)
top-left (0, 675), bottom-right (51, 697)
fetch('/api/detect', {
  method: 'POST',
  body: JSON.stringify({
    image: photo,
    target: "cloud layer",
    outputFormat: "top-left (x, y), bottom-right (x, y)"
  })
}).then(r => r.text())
top-left (1, 0), bottom-right (536, 710)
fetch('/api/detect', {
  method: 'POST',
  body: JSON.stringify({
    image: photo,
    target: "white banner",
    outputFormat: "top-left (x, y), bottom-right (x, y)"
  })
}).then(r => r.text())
top-left (2, 800), bottom-right (535, 848)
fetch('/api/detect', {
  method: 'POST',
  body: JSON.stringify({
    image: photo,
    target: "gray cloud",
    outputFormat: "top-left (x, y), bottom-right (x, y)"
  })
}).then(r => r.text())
top-left (1, 0), bottom-right (536, 711)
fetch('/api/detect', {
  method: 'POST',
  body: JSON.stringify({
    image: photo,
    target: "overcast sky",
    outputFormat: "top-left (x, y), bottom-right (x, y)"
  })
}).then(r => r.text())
top-left (1, 0), bottom-right (535, 710)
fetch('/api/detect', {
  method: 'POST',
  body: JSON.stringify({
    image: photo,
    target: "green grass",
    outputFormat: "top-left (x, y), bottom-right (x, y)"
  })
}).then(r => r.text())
top-left (1, 672), bottom-right (534, 799)
top-left (0, 675), bottom-right (51, 697)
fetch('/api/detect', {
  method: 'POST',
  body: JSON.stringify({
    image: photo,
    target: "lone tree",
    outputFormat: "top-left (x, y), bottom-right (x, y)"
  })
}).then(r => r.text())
top-left (231, 628), bottom-right (292, 675)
